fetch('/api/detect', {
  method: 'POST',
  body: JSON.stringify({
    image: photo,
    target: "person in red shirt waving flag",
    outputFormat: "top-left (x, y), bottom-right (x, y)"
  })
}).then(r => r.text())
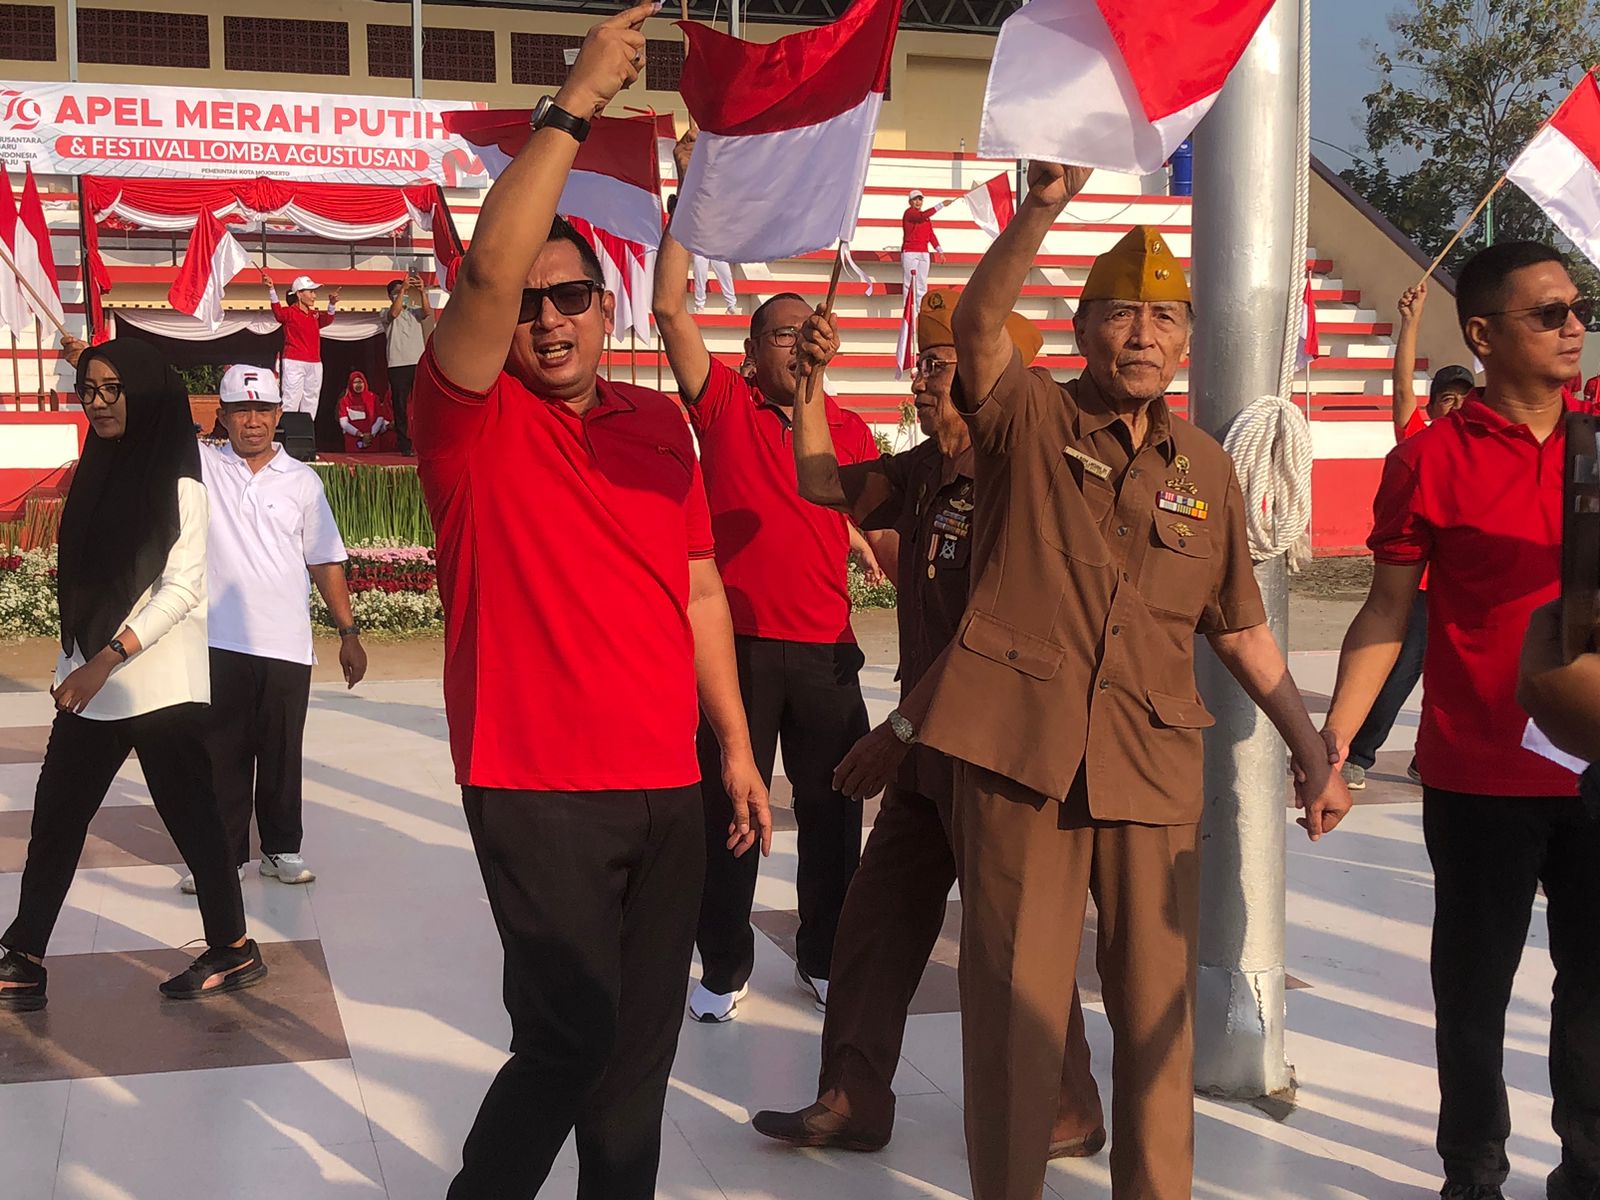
top-left (1324, 242), bottom-right (1600, 1200)
top-left (899, 188), bottom-right (944, 316)
top-left (261, 269), bottom-right (339, 418)
top-left (408, 7), bottom-right (771, 1197)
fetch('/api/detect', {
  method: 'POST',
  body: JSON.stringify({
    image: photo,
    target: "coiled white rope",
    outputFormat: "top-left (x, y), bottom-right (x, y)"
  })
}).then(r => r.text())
top-left (1222, 394), bottom-right (1315, 567)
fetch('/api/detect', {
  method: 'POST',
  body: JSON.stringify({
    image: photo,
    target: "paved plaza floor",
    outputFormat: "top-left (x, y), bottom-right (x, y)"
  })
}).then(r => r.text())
top-left (0, 640), bottom-right (1567, 1199)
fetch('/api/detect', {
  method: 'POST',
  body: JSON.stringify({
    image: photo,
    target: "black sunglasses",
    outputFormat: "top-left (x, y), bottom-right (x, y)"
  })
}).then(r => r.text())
top-left (518, 280), bottom-right (601, 324)
top-left (1479, 297), bottom-right (1593, 331)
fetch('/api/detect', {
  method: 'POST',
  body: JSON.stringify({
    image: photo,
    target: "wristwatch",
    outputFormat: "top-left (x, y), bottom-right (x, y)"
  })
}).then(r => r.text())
top-left (887, 708), bottom-right (918, 746)
top-left (530, 96), bottom-right (590, 144)
top-left (109, 637), bottom-right (129, 662)
top-left (337, 622), bottom-right (362, 639)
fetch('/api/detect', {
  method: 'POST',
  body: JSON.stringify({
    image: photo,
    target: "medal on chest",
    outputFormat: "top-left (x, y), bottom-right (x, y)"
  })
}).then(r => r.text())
top-left (1156, 489), bottom-right (1208, 520)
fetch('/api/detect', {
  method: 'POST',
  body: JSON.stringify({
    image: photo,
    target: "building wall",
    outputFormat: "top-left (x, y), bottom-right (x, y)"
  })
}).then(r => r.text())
top-left (0, 1), bottom-right (1002, 152)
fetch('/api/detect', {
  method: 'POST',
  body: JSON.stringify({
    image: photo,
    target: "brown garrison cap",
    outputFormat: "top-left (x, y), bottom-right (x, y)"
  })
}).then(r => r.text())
top-left (1081, 225), bottom-right (1192, 303)
top-left (918, 288), bottom-right (1045, 366)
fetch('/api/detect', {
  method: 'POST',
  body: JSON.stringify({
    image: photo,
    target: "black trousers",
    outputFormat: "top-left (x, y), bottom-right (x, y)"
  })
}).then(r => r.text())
top-left (387, 364), bottom-right (416, 454)
top-left (2, 704), bottom-right (246, 958)
top-left (1423, 788), bottom-right (1600, 1186)
top-left (450, 785), bottom-right (704, 1200)
top-left (1348, 591), bottom-right (1427, 770)
top-left (209, 648), bottom-right (313, 868)
top-left (695, 636), bottom-right (868, 993)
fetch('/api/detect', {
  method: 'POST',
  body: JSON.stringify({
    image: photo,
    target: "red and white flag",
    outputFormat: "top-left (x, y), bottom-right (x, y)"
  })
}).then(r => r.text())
top-left (961, 173), bottom-right (1016, 240)
top-left (444, 110), bottom-right (669, 250)
top-left (1296, 274), bottom-right (1320, 372)
top-left (0, 174), bottom-right (31, 338)
top-left (893, 269), bottom-right (918, 380)
top-left (671, 0), bottom-right (900, 263)
top-left (168, 210), bottom-right (253, 331)
top-left (979, 0), bottom-right (1274, 174)
top-left (1507, 70), bottom-right (1600, 271)
top-left (8, 166), bottom-right (65, 331)
top-left (567, 215), bottom-right (654, 346)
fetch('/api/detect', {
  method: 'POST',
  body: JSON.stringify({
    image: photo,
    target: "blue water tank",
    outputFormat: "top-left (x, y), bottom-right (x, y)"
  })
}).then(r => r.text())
top-left (1170, 138), bottom-right (1194, 196)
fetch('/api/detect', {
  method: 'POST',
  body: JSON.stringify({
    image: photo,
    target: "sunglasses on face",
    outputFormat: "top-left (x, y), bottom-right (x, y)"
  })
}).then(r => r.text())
top-left (1480, 297), bottom-right (1594, 331)
top-left (76, 381), bottom-right (124, 407)
top-left (518, 280), bottom-right (601, 324)
top-left (914, 353), bottom-right (956, 378)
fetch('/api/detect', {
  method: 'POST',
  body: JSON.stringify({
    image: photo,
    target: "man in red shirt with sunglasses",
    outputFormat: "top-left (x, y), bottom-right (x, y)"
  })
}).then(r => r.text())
top-left (1324, 242), bottom-right (1600, 1200)
top-left (409, 8), bottom-right (770, 1197)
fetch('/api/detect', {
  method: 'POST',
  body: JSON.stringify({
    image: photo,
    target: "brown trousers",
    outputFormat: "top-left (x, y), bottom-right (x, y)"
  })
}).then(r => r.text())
top-left (954, 762), bottom-right (1201, 1200)
top-left (818, 782), bottom-right (1103, 1143)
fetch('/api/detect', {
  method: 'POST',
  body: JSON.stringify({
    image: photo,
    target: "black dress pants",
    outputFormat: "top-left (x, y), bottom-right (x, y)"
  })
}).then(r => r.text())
top-left (694, 636), bottom-right (869, 993)
top-left (208, 647), bottom-right (313, 867)
top-left (387, 364), bottom-right (416, 455)
top-left (2, 704), bottom-right (246, 957)
top-left (450, 785), bottom-right (704, 1200)
top-left (1423, 788), bottom-right (1600, 1187)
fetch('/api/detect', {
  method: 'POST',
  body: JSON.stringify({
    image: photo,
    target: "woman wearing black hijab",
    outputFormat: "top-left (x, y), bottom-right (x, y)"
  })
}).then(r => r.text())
top-left (0, 339), bottom-right (266, 1011)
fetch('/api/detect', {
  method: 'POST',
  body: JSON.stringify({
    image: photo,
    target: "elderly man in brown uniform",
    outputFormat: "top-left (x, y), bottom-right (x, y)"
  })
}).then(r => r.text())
top-left (748, 290), bottom-right (1106, 1157)
top-left (870, 163), bottom-right (1354, 1200)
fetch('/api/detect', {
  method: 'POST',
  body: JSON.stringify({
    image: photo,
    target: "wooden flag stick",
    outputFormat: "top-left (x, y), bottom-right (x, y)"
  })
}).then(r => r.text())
top-left (1419, 174), bottom-right (1508, 285)
top-left (656, 324), bottom-right (664, 391)
top-left (796, 246), bottom-right (847, 410)
top-left (0, 237), bottom-right (68, 341)
top-left (605, 330), bottom-right (613, 381)
top-left (630, 328), bottom-right (638, 384)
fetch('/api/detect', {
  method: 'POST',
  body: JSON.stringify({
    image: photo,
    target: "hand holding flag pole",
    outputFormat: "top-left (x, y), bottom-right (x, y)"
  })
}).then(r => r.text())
top-left (795, 249), bottom-right (846, 409)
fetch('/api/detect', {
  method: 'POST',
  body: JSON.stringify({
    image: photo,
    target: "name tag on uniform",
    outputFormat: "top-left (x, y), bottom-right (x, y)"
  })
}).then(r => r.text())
top-left (1156, 489), bottom-right (1209, 520)
top-left (1064, 446), bottom-right (1112, 480)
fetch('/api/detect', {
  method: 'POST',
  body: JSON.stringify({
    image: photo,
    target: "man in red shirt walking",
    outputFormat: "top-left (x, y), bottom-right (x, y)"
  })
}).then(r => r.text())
top-left (656, 130), bottom-right (881, 1024)
top-left (411, 9), bottom-right (771, 1197)
top-left (1324, 241), bottom-right (1600, 1200)
top-left (262, 270), bottom-right (339, 417)
top-left (900, 188), bottom-right (945, 319)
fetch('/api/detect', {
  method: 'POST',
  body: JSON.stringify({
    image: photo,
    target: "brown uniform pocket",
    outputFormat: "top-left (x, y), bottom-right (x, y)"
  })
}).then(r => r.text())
top-left (1139, 520), bottom-right (1214, 619)
top-left (960, 611), bottom-right (1065, 681)
top-left (1146, 689), bottom-right (1216, 729)
top-left (1040, 453), bottom-right (1112, 565)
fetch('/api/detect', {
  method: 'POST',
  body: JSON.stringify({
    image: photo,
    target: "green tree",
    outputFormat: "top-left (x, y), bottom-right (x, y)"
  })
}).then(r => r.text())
top-left (1341, 0), bottom-right (1600, 295)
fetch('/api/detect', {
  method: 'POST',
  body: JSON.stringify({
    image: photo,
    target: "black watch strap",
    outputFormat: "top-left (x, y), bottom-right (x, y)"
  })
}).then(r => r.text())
top-left (531, 96), bottom-right (590, 144)
top-left (109, 638), bottom-right (129, 662)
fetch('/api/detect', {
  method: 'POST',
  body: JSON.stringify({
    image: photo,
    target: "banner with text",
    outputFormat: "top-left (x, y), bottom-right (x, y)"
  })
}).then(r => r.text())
top-left (0, 81), bottom-right (492, 186)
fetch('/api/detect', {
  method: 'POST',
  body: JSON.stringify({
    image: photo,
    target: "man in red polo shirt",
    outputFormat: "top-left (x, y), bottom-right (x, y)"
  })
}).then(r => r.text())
top-left (655, 131), bottom-right (881, 1024)
top-left (1324, 241), bottom-right (1599, 1200)
top-left (411, 9), bottom-right (771, 1197)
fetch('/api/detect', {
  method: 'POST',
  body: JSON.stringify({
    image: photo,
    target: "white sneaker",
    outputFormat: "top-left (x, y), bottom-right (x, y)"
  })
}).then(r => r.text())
top-left (259, 852), bottom-right (315, 885)
top-left (688, 982), bottom-right (748, 1023)
top-left (796, 965), bottom-right (828, 1012)
top-left (179, 865), bottom-right (245, 895)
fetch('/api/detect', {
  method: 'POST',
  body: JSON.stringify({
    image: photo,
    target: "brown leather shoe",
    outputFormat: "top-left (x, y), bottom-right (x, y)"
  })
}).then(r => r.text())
top-left (751, 1102), bottom-right (889, 1152)
top-left (1048, 1126), bottom-right (1108, 1159)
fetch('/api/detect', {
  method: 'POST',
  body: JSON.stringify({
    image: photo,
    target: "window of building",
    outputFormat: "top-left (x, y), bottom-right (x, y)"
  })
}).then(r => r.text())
top-left (79, 9), bottom-right (209, 69)
top-left (368, 24), bottom-right (495, 83)
top-left (0, 4), bottom-right (57, 62)
top-left (645, 40), bottom-right (683, 93)
top-left (224, 17), bottom-right (348, 76)
top-left (510, 32), bottom-right (583, 88)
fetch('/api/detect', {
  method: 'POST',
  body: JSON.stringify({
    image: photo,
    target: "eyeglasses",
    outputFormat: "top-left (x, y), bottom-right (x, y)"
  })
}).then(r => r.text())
top-left (1479, 297), bottom-right (1593, 331)
top-left (914, 353), bottom-right (956, 378)
top-left (76, 381), bottom-right (123, 407)
top-left (759, 326), bottom-right (801, 349)
top-left (518, 280), bottom-right (602, 324)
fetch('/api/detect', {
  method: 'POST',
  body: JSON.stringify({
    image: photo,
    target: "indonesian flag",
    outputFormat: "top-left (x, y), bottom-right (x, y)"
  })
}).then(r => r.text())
top-left (894, 270), bottom-right (917, 380)
top-left (670, 0), bottom-right (900, 263)
top-left (961, 173), bottom-right (1016, 240)
top-left (8, 167), bottom-right (65, 331)
top-left (1507, 71), bottom-right (1600, 270)
top-left (567, 215), bottom-right (654, 346)
top-left (0, 174), bottom-right (31, 338)
top-left (168, 210), bottom-right (253, 331)
top-left (1296, 274), bottom-right (1320, 372)
top-left (979, 0), bottom-right (1275, 174)
top-left (443, 110), bottom-right (669, 249)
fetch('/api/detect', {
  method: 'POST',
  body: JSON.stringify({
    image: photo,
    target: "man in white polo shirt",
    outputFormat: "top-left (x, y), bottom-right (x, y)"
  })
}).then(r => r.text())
top-left (180, 365), bottom-right (368, 894)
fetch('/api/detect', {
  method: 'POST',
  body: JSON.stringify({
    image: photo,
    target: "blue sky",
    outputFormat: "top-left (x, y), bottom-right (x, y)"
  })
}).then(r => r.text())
top-left (1311, 0), bottom-right (1401, 167)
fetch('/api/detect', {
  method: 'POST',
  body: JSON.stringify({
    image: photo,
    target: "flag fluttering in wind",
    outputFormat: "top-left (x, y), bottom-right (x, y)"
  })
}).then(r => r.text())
top-left (566, 214), bottom-right (654, 347)
top-left (670, 0), bottom-right (900, 263)
top-left (1, 166), bottom-right (66, 334)
top-left (893, 271), bottom-right (917, 380)
top-left (443, 110), bottom-right (670, 249)
top-left (979, 0), bottom-right (1275, 174)
top-left (1296, 274), bottom-right (1320, 372)
top-left (168, 210), bottom-right (253, 331)
top-left (960, 173), bottom-right (1017, 240)
top-left (1506, 70), bottom-right (1600, 271)
top-left (0, 174), bottom-right (31, 338)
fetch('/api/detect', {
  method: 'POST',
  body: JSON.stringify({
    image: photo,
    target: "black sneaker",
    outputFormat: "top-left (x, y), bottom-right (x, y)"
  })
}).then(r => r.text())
top-left (1441, 1184), bottom-right (1506, 1200)
top-left (0, 948), bottom-right (46, 1012)
top-left (159, 939), bottom-right (267, 1000)
top-left (1550, 1164), bottom-right (1600, 1200)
